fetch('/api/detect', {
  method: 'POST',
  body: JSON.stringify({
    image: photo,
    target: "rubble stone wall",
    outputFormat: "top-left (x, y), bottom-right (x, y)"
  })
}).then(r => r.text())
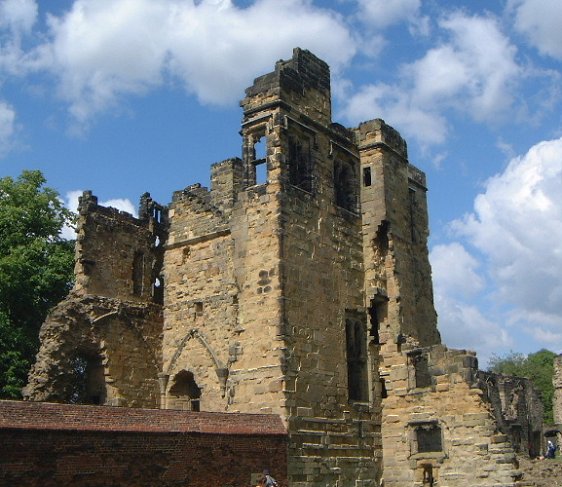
top-left (74, 191), bottom-right (164, 302)
top-left (381, 345), bottom-right (521, 486)
top-left (24, 294), bottom-right (162, 407)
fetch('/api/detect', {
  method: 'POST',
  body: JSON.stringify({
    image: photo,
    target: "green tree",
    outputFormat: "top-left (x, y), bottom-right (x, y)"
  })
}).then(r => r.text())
top-left (488, 349), bottom-right (557, 424)
top-left (0, 170), bottom-right (75, 398)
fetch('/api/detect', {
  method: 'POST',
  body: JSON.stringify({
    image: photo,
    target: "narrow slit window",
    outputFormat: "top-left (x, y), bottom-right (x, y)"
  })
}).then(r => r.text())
top-left (363, 167), bottom-right (372, 187)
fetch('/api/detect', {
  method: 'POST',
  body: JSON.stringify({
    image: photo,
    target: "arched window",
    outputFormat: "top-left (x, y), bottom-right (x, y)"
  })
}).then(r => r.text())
top-left (168, 370), bottom-right (202, 411)
top-left (68, 352), bottom-right (106, 405)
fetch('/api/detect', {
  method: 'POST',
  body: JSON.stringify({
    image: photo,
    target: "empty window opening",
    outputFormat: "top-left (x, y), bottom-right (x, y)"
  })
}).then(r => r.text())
top-left (153, 276), bottom-right (164, 305)
top-left (168, 370), bottom-right (202, 411)
top-left (380, 378), bottom-right (388, 399)
top-left (368, 302), bottom-right (381, 344)
top-left (409, 187), bottom-right (417, 243)
top-left (254, 136), bottom-right (267, 161)
top-left (255, 161), bottom-right (267, 185)
top-left (68, 353), bottom-right (106, 405)
top-left (363, 166), bottom-right (372, 187)
top-left (415, 423), bottom-right (443, 453)
top-left (195, 301), bottom-right (204, 316)
top-left (252, 136), bottom-right (268, 185)
top-left (412, 353), bottom-right (432, 388)
top-left (346, 315), bottom-right (369, 402)
top-left (334, 160), bottom-right (357, 212)
top-left (289, 136), bottom-right (313, 192)
top-left (132, 252), bottom-right (144, 296)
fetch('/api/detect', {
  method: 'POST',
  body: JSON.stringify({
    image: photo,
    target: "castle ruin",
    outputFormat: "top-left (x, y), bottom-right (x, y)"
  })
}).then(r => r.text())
top-left (23, 48), bottom-right (543, 487)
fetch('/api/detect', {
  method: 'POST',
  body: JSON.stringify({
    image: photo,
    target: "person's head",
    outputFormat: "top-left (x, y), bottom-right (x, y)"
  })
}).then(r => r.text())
top-left (263, 470), bottom-right (270, 476)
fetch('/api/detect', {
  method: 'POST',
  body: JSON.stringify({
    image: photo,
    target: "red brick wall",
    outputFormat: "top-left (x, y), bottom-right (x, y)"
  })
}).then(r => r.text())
top-left (0, 401), bottom-right (287, 487)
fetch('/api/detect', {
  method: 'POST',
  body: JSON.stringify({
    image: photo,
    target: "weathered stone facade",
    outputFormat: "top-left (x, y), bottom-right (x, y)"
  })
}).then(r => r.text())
top-left (26, 48), bottom-right (543, 487)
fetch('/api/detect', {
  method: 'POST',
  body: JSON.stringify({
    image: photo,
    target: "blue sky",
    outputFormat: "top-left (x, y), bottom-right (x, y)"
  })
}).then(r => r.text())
top-left (1, 0), bottom-right (561, 366)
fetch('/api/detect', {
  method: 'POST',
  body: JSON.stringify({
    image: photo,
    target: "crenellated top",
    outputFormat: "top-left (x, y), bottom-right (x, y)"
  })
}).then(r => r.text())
top-left (241, 48), bottom-right (332, 125)
top-left (354, 118), bottom-right (408, 160)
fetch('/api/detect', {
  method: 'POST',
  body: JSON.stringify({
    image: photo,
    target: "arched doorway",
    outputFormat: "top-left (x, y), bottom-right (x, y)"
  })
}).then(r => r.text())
top-left (168, 370), bottom-right (202, 411)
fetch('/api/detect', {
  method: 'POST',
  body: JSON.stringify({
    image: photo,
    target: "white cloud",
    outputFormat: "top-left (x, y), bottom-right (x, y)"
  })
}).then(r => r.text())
top-left (409, 13), bottom-right (520, 121)
top-left (433, 137), bottom-right (562, 359)
top-left (0, 101), bottom-right (16, 156)
top-left (355, 0), bottom-right (421, 29)
top-left (433, 292), bottom-right (512, 365)
top-left (430, 242), bottom-right (484, 298)
top-left (10, 0), bottom-right (355, 123)
top-left (341, 12), bottom-right (521, 146)
top-left (511, 0), bottom-right (562, 60)
top-left (0, 0), bottom-right (37, 36)
top-left (102, 198), bottom-right (136, 216)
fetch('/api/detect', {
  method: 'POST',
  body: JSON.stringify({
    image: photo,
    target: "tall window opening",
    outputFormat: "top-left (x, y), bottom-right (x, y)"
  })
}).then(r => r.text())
top-left (168, 370), bottom-right (202, 411)
top-left (345, 314), bottom-right (369, 402)
top-left (363, 166), bottom-right (372, 187)
top-left (409, 352), bottom-right (432, 389)
top-left (334, 160), bottom-right (357, 212)
top-left (368, 302), bottom-right (381, 344)
top-left (409, 187), bottom-right (417, 243)
top-left (253, 136), bottom-right (268, 185)
top-left (289, 136), bottom-right (313, 192)
top-left (132, 251), bottom-right (144, 296)
top-left (68, 352), bottom-right (106, 405)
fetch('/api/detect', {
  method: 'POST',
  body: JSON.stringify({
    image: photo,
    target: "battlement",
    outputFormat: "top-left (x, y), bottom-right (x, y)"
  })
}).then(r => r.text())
top-left (241, 48), bottom-right (331, 124)
top-left (354, 118), bottom-right (408, 160)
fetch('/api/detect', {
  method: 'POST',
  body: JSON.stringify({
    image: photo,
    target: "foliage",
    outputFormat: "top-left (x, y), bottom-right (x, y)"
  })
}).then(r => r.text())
top-left (488, 349), bottom-right (557, 424)
top-left (0, 170), bottom-right (75, 398)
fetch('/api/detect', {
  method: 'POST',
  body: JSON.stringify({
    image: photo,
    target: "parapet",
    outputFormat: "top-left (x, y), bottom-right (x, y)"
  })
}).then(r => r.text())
top-left (354, 119), bottom-right (408, 160)
top-left (241, 48), bottom-right (332, 124)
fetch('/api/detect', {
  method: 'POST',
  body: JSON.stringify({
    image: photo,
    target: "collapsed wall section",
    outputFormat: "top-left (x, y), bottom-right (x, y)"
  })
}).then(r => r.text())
top-left (26, 192), bottom-right (166, 407)
top-left (381, 345), bottom-right (523, 486)
top-left (74, 191), bottom-right (166, 301)
top-left (356, 119), bottom-right (440, 351)
top-left (24, 294), bottom-right (162, 407)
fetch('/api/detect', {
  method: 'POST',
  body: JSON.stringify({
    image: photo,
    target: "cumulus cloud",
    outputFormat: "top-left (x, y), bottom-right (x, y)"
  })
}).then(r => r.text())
top-left (452, 137), bottom-right (562, 319)
top-left (355, 0), bottom-right (421, 29)
top-left (4, 0), bottom-right (355, 123)
top-left (341, 12), bottom-right (521, 146)
top-left (0, 101), bottom-right (16, 156)
top-left (433, 138), bottom-right (562, 360)
top-left (0, 0), bottom-right (37, 36)
top-left (510, 0), bottom-right (562, 60)
top-left (431, 243), bottom-right (484, 298)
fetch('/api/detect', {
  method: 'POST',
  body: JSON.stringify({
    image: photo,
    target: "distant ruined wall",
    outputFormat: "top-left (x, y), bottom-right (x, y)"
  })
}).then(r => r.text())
top-left (25, 191), bottom-right (166, 407)
top-left (553, 355), bottom-right (562, 437)
top-left (381, 345), bottom-right (523, 486)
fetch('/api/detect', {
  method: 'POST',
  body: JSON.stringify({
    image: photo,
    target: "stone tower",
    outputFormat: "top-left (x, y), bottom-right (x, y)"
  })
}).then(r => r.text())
top-left (160, 48), bottom-right (382, 485)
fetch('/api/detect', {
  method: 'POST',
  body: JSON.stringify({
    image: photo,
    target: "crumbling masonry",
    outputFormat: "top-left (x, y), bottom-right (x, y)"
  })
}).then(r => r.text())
top-left (25, 49), bottom-right (543, 487)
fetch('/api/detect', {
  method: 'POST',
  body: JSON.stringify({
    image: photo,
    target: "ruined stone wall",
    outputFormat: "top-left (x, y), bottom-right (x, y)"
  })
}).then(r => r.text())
top-left (381, 344), bottom-right (521, 486)
top-left (553, 356), bottom-right (562, 426)
top-left (25, 294), bottom-right (162, 407)
top-left (356, 119), bottom-right (440, 350)
top-left (477, 371), bottom-right (543, 457)
top-left (0, 400), bottom-right (288, 487)
top-left (74, 191), bottom-right (165, 302)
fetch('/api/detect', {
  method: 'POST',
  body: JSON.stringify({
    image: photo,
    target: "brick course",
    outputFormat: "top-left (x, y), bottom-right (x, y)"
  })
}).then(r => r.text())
top-left (0, 400), bottom-right (287, 487)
